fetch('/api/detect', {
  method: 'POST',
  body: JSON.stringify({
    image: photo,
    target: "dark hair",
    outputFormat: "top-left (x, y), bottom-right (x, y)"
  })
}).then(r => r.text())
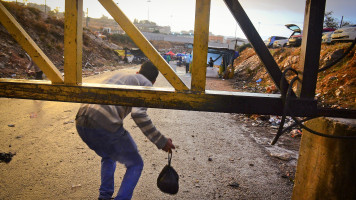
top-left (139, 61), bottom-right (159, 83)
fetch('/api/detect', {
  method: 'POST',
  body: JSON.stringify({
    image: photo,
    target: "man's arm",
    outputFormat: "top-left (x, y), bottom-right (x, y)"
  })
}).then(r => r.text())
top-left (131, 107), bottom-right (174, 151)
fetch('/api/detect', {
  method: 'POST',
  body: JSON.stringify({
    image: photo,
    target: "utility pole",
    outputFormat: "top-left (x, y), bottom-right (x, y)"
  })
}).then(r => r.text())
top-left (86, 8), bottom-right (89, 28)
top-left (147, 0), bottom-right (151, 21)
top-left (44, 0), bottom-right (46, 15)
top-left (340, 16), bottom-right (343, 28)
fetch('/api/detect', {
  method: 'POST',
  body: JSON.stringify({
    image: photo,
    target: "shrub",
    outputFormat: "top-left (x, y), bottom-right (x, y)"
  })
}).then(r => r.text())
top-left (237, 43), bottom-right (251, 53)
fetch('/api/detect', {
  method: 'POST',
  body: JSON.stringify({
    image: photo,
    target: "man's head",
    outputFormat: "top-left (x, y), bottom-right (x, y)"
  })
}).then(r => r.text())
top-left (138, 61), bottom-right (159, 84)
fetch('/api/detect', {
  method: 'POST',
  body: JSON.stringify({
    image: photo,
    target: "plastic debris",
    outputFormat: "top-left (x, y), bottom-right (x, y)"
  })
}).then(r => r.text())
top-left (228, 182), bottom-right (240, 188)
top-left (290, 129), bottom-right (302, 138)
top-left (71, 184), bottom-right (81, 189)
top-left (0, 152), bottom-right (16, 163)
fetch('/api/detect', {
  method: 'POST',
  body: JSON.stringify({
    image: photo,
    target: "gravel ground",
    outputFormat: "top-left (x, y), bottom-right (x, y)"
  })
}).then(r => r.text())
top-left (0, 64), bottom-right (298, 199)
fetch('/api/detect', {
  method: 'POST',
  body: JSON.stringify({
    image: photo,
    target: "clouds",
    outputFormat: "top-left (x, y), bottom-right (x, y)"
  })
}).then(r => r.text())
top-left (239, 0), bottom-right (305, 14)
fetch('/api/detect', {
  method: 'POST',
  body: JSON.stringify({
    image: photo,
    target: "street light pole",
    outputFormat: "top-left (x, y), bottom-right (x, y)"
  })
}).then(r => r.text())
top-left (147, 0), bottom-right (151, 21)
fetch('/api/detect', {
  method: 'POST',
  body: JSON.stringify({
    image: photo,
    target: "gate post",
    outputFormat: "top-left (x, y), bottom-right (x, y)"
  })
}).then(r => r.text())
top-left (292, 117), bottom-right (356, 199)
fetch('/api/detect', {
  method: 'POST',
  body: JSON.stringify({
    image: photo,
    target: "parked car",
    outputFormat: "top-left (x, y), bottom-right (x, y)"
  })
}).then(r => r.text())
top-left (321, 28), bottom-right (336, 44)
top-left (322, 31), bottom-right (334, 44)
top-left (265, 36), bottom-right (288, 48)
top-left (331, 25), bottom-right (356, 42)
top-left (285, 24), bottom-right (302, 47)
top-left (273, 38), bottom-right (289, 48)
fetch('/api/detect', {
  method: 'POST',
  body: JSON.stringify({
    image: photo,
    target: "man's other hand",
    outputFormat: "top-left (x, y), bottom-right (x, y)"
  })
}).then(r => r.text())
top-left (162, 138), bottom-right (175, 152)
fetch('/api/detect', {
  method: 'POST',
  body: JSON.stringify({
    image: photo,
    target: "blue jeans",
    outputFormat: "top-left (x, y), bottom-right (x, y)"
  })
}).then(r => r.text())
top-left (76, 125), bottom-right (144, 200)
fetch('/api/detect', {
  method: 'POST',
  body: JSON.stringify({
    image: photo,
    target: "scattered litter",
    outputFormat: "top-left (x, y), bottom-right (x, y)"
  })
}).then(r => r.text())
top-left (8, 124), bottom-right (15, 127)
top-left (270, 152), bottom-right (292, 161)
top-left (249, 163), bottom-right (254, 166)
top-left (0, 152), bottom-right (16, 163)
top-left (63, 120), bottom-right (74, 125)
top-left (228, 182), bottom-right (240, 188)
top-left (265, 146), bottom-right (298, 161)
top-left (71, 184), bottom-right (81, 189)
top-left (290, 129), bottom-right (302, 138)
top-left (30, 112), bottom-right (37, 118)
top-left (208, 157), bottom-right (212, 161)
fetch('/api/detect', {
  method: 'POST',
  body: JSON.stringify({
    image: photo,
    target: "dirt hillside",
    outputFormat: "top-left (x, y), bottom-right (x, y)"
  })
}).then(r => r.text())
top-left (233, 44), bottom-right (356, 109)
top-left (0, 1), bottom-right (122, 79)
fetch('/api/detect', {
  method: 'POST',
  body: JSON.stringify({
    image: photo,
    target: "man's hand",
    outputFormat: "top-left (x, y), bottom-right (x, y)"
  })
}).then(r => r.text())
top-left (162, 138), bottom-right (175, 152)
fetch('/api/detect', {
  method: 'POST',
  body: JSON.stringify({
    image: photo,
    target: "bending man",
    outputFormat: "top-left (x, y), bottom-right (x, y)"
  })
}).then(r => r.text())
top-left (75, 61), bottom-right (175, 200)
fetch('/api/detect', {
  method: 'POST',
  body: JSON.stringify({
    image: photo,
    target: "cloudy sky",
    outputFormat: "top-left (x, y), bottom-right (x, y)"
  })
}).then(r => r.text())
top-left (5, 0), bottom-right (356, 40)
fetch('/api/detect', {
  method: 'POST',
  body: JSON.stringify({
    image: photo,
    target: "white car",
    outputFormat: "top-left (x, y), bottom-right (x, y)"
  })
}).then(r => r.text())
top-left (331, 25), bottom-right (356, 42)
top-left (322, 31), bottom-right (334, 44)
top-left (273, 38), bottom-right (289, 48)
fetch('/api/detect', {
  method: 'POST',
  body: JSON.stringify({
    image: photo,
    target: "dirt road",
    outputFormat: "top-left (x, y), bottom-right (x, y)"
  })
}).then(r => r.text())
top-left (0, 65), bottom-right (294, 199)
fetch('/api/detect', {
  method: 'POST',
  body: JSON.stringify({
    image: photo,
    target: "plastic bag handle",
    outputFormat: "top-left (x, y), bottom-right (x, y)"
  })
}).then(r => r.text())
top-left (168, 151), bottom-right (172, 166)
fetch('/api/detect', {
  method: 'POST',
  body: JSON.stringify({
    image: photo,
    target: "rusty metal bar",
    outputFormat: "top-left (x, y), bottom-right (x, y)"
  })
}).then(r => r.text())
top-left (223, 0), bottom-right (295, 97)
top-left (0, 78), bottom-right (321, 117)
top-left (0, 2), bottom-right (63, 84)
top-left (299, 0), bottom-right (326, 98)
top-left (191, 0), bottom-right (211, 92)
top-left (64, 0), bottom-right (83, 85)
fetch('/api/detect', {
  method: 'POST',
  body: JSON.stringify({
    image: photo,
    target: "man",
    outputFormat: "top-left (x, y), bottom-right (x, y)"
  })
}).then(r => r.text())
top-left (208, 57), bottom-right (214, 67)
top-left (25, 53), bottom-right (43, 80)
top-left (185, 54), bottom-right (191, 73)
top-left (75, 61), bottom-right (175, 200)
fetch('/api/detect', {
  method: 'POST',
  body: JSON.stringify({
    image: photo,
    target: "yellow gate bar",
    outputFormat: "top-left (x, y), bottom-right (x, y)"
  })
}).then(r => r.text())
top-left (64, 0), bottom-right (83, 85)
top-left (191, 0), bottom-right (211, 92)
top-left (0, 78), bottom-right (318, 117)
top-left (98, 0), bottom-right (189, 91)
top-left (0, 2), bottom-right (64, 84)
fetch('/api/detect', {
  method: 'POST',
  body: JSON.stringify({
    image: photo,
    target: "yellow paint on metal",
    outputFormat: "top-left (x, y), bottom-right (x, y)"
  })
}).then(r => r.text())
top-left (0, 2), bottom-right (63, 84)
top-left (64, 0), bottom-right (83, 85)
top-left (0, 78), bottom-right (300, 116)
top-left (98, 0), bottom-right (189, 91)
top-left (191, 0), bottom-right (211, 92)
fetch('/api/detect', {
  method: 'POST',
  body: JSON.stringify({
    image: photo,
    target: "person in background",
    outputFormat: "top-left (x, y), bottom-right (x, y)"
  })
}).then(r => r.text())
top-left (208, 57), bottom-right (214, 67)
top-left (25, 53), bottom-right (43, 80)
top-left (167, 55), bottom-right (171, 64)
top-left (185, 54), bottom-right (191, 73)
top-left (75, 61), bottom-right (175, 200)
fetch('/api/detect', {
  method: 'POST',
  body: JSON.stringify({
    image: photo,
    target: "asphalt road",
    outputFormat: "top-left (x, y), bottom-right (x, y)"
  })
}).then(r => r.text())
top-left (0, 64), bottom-right (293, 199)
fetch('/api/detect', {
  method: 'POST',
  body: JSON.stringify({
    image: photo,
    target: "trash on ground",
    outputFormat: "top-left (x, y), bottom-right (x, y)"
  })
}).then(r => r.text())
top-left (228, 182), bottom-right (240, 188)
top-left (290, 129), bottom-right (302, 138)
top-left (0, 152), bottom-right (16, 163)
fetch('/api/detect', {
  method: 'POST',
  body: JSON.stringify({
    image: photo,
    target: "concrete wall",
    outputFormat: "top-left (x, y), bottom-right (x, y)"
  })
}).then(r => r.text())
top-left (142, 32), bottom-right (246, 50)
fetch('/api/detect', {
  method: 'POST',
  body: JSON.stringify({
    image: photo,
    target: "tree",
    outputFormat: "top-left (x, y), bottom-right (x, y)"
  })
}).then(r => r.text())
top-left (324, 11), bottom-right (338, 29)
top-left (100, 15), bottom-right (109, 20)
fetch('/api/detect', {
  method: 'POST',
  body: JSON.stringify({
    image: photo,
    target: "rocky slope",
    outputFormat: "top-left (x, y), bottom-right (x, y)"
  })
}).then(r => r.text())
top-left (0, 1), bottom-right (121, 79)
top-left (233, 44), bottom-right (356, 109)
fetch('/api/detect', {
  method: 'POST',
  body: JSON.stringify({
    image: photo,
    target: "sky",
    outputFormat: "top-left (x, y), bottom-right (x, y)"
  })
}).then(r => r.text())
top-left (5, 0), bottom-right (356, 40)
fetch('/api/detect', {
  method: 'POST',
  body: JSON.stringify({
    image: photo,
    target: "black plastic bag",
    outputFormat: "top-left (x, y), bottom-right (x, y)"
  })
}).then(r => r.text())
top-left (157, 151), bottom-right (179, 194)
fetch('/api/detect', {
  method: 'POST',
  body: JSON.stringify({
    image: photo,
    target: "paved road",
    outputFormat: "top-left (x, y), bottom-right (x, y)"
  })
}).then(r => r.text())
top-left (0, 65), bottom-right (293, 199)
